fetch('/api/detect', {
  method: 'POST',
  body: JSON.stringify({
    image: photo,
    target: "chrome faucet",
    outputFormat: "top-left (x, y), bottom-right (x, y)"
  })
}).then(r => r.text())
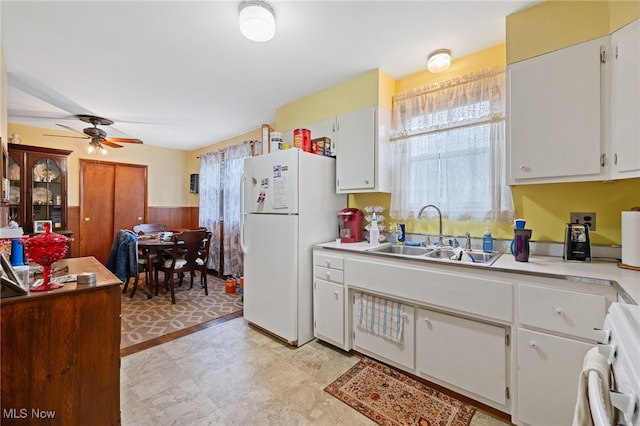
top-left (418, 204), bottom-right (444, 247)
top-left (464, 232), bottom-right (472, 250)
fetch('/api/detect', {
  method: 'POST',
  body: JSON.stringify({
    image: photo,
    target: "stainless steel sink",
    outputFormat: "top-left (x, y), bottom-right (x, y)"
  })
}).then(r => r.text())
top-left (424, 248), bottom-right (502, 265)
top-left (365, 244), bottom-right (502, 266)
top-left (366, 244), bottom-right (431, 256)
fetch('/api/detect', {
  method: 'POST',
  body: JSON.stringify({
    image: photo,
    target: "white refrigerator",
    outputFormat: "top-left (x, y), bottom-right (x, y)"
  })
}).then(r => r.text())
top-left (240, 149), bottom-right (346, 346)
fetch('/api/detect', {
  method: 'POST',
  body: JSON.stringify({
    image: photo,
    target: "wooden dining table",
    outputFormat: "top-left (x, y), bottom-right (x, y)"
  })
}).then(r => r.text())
top-left (137, 236), bottom-right (176, 298)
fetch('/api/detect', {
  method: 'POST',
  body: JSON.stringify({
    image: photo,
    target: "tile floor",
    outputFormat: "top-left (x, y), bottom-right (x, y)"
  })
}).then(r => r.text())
top-left (121, 317), bottom-right (511, 425)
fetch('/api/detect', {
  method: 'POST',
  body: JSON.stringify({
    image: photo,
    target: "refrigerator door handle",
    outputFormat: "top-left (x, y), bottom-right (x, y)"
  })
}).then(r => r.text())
top-left (240, 213), bottom-right (248, 254)
top-left (240, 172), bottom-right (248, 255)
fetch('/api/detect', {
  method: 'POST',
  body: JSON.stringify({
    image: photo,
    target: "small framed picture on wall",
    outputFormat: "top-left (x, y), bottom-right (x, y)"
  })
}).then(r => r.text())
top-left (33, 220), bottom-right (52, 233)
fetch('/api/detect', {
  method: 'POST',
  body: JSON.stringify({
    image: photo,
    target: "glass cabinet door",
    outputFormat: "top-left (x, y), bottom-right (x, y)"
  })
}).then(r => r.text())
top-left (31, 157), bottom-right (64, 231)
top-left (8, 155), bottom-right (21, 225)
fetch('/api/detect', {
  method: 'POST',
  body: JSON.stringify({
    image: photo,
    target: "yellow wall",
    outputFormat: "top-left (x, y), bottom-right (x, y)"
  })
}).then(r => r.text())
top-left (397, 44), bottom-right (507, 93)
top-left (511, 179), bottom-right (640, 245)
top-left (506, 0), bottom-right (640, 64)
top-left (7, 122), bottom-right (191, 207)
top-left (609, 0), bottom-right (640, 29)
top-left (275, 69), bottom-right (393, 132)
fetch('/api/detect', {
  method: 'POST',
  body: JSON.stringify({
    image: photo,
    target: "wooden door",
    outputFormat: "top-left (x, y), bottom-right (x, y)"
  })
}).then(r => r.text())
top-left (80, 162), bottom-right (115, 264)
top-left (80, 160), bottom-right (147, 265)
top-left (113, 164), bottom-right (147, 233)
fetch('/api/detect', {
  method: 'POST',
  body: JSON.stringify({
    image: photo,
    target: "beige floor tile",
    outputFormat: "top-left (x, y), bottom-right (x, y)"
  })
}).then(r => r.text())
top-left (121, 317), bottom-right (509, 426)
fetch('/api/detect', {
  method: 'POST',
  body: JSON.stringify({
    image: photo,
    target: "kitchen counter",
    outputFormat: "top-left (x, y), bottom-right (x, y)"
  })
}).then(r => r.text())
top-left (316, 241), bottom-right (640, 305)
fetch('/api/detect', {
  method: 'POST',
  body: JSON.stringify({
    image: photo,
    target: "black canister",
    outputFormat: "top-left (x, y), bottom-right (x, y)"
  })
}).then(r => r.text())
top-left (514, 229), bottom-right (532, 262)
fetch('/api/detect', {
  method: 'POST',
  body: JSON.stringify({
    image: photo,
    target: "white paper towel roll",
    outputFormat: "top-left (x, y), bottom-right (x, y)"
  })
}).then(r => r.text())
top-left (622, 211), bottom-right (640, 267)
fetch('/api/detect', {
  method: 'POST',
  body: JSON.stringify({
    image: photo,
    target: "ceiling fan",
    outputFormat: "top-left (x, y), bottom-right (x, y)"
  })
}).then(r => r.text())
top-left (44, 114), bottom-right (143, 152)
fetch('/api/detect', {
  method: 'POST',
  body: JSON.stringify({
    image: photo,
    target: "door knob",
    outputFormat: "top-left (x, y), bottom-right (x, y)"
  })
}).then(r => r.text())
top-left (84, 217), bottom-right (90, 222)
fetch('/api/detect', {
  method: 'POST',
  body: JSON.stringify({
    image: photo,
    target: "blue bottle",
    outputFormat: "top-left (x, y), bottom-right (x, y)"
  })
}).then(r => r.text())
top-left (482, 227), bottom-right (494, 253)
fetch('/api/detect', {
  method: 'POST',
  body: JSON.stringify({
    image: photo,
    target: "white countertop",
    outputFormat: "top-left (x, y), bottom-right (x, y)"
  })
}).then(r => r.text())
top-left (316, 240), bottom-right (640, 305)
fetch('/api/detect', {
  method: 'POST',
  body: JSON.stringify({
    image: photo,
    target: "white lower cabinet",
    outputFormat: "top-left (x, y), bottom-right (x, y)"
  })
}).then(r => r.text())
top-left (352, 300), bottom-right (415, 370)
top-left (416, 308), bottom-right (509, 409)
top-left (517, 328), bottom-right (592, 426)
top-left (515, 282), bottom-right (613, 426)
top-left (313, 252), bottom-right (348, 350)
top-left (312, 248), bottom-right (618, 425)
top-left (313, 279), bottom-right (345, 349)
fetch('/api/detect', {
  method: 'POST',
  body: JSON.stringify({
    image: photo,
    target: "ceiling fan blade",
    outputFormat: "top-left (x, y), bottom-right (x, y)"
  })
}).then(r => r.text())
top-left (101, 140), bottom-right (124, 149)
top-left (56, 123), bottom-right (88, 137)
top-left (106, 137), bottom-right (143, 144)
top-left (8, 71), bottom-right (94, 116)
top-left (43, 133), bottom-right (89, 140)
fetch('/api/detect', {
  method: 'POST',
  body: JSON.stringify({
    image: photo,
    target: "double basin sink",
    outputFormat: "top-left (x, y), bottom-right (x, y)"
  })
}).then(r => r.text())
top-left (365, 244), bottom-right (502, 266)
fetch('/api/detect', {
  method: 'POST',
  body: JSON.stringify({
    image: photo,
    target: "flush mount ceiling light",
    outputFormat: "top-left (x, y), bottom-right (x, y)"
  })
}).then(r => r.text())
top-left (239, 1), bottom-right (275, 42)
top-left (427, 49), bottom-right (452, 73)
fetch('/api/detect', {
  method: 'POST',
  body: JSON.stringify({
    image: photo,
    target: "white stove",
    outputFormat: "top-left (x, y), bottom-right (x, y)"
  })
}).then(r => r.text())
top-left (592, 303), bottom-right (640, 425)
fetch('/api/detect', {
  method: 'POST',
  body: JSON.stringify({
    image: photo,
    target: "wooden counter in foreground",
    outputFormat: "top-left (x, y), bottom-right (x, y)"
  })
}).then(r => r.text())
top-left (1, 256), bottom-right (122, 425)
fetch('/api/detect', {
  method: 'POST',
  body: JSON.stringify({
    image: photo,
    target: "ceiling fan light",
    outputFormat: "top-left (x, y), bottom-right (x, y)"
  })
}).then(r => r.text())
top-left (239, 1), bottom-right (275, 42)
top-left (427, 49), bottom-right (452, 73)
top-left (100, 146), bottom-right (108, 155)
top-left (87, 144), bottom-right (95, 154)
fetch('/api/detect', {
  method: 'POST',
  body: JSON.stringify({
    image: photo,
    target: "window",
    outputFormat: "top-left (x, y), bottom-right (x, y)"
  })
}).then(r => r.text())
top-left (390, 68), bottom-right (513, 222)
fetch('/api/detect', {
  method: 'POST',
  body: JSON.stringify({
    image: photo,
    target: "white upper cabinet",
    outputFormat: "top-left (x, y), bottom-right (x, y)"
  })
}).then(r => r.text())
top-left (609, 19), bottom-right (640, 179)
top-left (507, 36), bottom-right (608, 184)
top-left (303, 105), bottom-right (391, 194)
top-left (305, 117), bottom-right (337, 155)
top-left (334, 105), bottom-right (390, 194)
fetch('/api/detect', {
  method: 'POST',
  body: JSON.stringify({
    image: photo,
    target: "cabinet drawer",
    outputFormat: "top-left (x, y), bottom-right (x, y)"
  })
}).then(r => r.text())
top-left (519, 284), bottom-right (606, 340)
top-left (314, 253), bottom-right (344, 270)
top-left (314, 266), bottom-right (344, 284)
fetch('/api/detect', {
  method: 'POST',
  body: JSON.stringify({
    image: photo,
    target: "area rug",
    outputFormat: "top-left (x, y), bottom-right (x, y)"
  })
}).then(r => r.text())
top-left (325, 357), bottom-right (476, 426)
top-left (120, 274), bottom-right (243, 349)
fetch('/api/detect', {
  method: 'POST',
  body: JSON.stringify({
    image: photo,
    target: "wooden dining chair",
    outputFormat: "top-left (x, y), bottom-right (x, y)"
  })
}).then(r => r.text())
top-left (153, 229), bottom-right (211, 304)
top-left (122, 238), bottom-right (145, 298)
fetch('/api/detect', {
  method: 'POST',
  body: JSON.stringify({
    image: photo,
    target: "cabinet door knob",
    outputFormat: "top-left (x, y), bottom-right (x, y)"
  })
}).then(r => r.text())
top-left (333, 290), bottom-right (339, 299)
top-left (326, 272), bottom-right (331, 279)
top-left (554, 307), bottom-right (564, 316)
top-left (529, 340), bottom-right (538, 349)
top-left (84, 217), bottom-right (91, 222)
top-left (364, 179), bottom-right (370, 185)
top-left (326, 260), bottom-right (331, 267)
top-left (520, 164), bottom-right (530, 172)
top-left (423, 317), bottom-right (430, 324)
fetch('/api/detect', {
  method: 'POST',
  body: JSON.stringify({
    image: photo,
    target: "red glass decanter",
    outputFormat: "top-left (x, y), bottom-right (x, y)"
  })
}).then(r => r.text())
top-left (23, 223), bottom-right (71, 291)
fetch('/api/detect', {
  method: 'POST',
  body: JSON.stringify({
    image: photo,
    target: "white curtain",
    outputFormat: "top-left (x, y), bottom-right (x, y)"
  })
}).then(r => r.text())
top-left (390, 67), bottom-right (514, 222)
top-left (222, 142), bottom-right (251, 276)
top-left (198, 150), bottom-right (223, 271)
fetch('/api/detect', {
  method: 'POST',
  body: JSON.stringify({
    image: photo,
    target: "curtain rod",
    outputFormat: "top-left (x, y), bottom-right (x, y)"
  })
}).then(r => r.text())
top-left (196, 140), bottom-right (257, 159)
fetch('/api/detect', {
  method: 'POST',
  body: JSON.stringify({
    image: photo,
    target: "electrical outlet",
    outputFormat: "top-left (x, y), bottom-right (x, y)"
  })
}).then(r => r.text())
top-left (569, 212), bottom-right (596, 231)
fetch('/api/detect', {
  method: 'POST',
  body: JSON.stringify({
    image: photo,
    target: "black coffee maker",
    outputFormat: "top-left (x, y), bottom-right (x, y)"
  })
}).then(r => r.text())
top-left (563, 223), bottom-right (591, 262)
